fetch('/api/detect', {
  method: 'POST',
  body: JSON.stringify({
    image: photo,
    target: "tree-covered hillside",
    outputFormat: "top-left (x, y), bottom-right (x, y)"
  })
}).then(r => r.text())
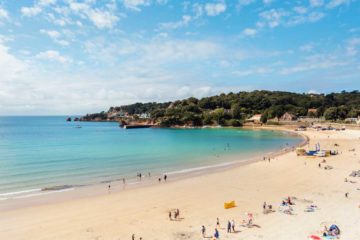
top-left (81, 90), bottom-right (360, 126)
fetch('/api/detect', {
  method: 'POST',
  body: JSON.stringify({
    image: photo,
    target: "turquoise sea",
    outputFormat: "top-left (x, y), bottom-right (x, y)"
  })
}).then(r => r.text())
top-left (0, 116), bottom-right (302, 200)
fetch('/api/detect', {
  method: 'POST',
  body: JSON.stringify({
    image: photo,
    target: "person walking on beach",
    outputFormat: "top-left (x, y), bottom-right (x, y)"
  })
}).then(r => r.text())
top-left (164, 174), bottom-right (167, 182)
top-left (227, 220), bottom-right (231, 233)
top-left (108, 184), bottom-right (111, 191)
top-left (201, 225), bottom-right (206, 238)
top-left (345, 192), bottom-right (349, 198)
top-left (169, 211), bottom-right (172, 220)
top-left (263, 202), bottom-right (267, 213)
top-left (158, 177), bottom-right (161, 183)
top-left (232, 220), bottom-right (235, 232)
top-left (214, 228), bottom-right (219, 239)
top-left (176, 209), bottom-right (180, 219)
top-left (216, 217), bottom-right (220, 228)
top-left (131, 234), bottom-right (135, 240)
top-left (123, 178), bottom-right (126, 184)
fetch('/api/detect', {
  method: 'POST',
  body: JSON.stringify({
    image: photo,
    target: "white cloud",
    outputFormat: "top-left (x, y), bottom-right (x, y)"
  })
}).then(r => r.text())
top-left (280, 55), bottom-right (348, 74)
top-left (293, 6), bottom-right (308, 14)
top-left (40, 29), bottom-right (60, 39)
top-left (242, 28), bottom-right (257, 36)
top-left (346, 38), bottom-right (360, 56)
top-left (122, 0), bottom-right (151, 11)
top-left (0, 41), bottom-right (27, 80)
top-left (259, 9), bottom-right (288, 28)
top-left (309, 0), bottom-right (324, 7)
top-left (67, 1), bottom-right (119, 29)
top-left (40, 29), bottom-right (70, 46)
top-left (327, 0), bottom-right (351, 9)
top-left (232, 67), bottom-right (272, 77)
top-left (36, 50), bottom-right (71, 63)
top-left (0, 7), bottom-right (9, 19)
top-left (21, 6), bottom-right (42, 17)
top-left (159, 15), bottom-right (192, 30)
top-left (204, 2), bottom-right (226, 16)
top-left (86, 8), bottom-right (119, 29)
top-left (237, 0), bottom-right (256, 7)
top-left (39, 0), bottom-right (57, 6)
top-left (299, 43), bottom-right (314, 52)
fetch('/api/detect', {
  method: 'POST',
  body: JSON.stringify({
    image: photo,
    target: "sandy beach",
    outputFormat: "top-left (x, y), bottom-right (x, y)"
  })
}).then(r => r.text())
top-left (1, 127), bottom-right (360, 240)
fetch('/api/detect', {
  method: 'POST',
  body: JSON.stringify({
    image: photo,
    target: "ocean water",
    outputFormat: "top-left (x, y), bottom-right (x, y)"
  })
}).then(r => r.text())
top-left (0, 116), bottom-right (301, 199)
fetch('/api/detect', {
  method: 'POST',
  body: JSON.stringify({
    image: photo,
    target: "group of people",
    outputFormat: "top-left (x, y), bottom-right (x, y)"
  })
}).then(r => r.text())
top-left (168, 208), bottom-right (180, 221)
top-left (201, 218), bottom-right (238, 239)
top-left (131, 234), bottom-right (142, 240)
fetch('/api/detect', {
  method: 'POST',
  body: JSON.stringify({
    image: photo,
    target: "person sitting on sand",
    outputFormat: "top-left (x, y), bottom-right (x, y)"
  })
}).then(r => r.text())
top-left (214, 228), bottom-right (219, 239)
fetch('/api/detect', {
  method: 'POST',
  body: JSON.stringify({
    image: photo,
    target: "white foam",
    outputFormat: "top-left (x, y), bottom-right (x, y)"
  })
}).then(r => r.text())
top-left (0, 188), bottom-right (74, 201)
top-left (166, 158), bottom-right (252, 175)
top-left (0, 188), bottom-right (41, 197)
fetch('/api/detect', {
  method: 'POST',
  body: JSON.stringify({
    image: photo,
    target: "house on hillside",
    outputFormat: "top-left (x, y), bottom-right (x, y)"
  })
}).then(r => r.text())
top-left (246, 114), bottom-right (262, 123)
top-left (280, 112), bottom-right (297, 121)
top-left (307, 108), bottom-right (318, 116)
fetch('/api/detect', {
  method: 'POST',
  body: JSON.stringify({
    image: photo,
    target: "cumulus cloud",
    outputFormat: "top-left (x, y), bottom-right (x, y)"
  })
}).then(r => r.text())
top-left (346, 38), bottom-right (360, 56)
top-left (36, 50), bottom-right (71, 63)
top-left (242, 28), bottom-right (257, 36)
top-left (259, 9), bottom-right (288, 28)
top-left (122, 0), bottom-right (151, 11)
top-left (40, 29), bottom-right (70, 46)
top-left (293, 6), bottom-right (308, 14)
top-left (21, 6), bottom-right (42, 17)
top-left (0, 7), bottom-right (9, 19)
top-left (237, 0), bottom-right (256, 7)
top-left (327, 0), bottom-right (351, 9)
top-left (86, 8), bottom-right (119, 29)
top-left (204, 1), bottom-right (226, 16)
top-left (309, 0), bottom-right (324, 7)
top-left (158, 15), bottom-right (191, 30)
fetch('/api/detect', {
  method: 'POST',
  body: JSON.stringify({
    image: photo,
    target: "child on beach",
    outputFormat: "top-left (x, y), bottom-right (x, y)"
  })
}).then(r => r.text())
top-left (201, 226), bottom-right (206, 238)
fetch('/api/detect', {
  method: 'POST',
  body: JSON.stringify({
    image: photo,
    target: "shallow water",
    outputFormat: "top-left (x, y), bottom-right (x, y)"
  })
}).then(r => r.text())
top-left (0, 116), bottom-right (301, 199)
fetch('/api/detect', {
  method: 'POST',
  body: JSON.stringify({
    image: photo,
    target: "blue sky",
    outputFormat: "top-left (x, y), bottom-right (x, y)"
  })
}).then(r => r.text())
top-left (0, 0), bottom-right (359, 115)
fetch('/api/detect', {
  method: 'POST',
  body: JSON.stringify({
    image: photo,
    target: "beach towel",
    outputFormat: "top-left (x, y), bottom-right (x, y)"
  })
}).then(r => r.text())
top-left (308, 235), bottom-right (321, 240)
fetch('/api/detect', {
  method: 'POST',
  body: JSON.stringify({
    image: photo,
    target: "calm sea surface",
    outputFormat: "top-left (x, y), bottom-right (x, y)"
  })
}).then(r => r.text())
top-left (0, 116), bottom-right (301, 199)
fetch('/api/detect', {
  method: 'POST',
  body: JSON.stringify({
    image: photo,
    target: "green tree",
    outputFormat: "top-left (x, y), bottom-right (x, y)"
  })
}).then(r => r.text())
top-left (324, 107), bottom-right (338, 120)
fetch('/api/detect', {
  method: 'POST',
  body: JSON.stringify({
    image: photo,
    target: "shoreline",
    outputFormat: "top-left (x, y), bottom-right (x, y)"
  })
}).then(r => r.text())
top-left (0, 127), bottom-right (306, 212)
top-left (1, 128), bottom-right (360, 239)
